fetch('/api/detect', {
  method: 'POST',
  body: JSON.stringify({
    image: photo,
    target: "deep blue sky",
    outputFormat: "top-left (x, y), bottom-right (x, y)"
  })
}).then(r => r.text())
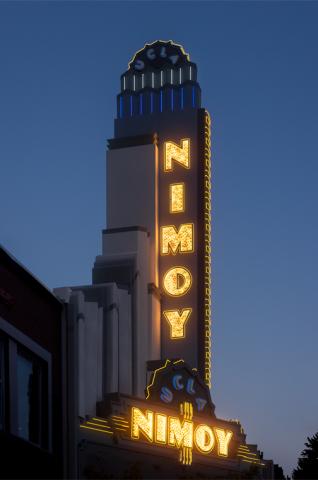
top-left (1, 1), bottom-right (317, 475)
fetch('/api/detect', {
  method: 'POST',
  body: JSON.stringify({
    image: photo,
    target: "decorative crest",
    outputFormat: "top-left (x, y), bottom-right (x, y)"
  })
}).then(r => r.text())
top-left (128, 40), bottom-right (190, 71)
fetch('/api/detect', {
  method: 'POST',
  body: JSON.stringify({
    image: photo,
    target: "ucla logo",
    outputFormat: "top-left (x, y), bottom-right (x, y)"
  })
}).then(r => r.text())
top-left (160, 374), bottom-right (207, 412)
top-left (146, 360), bottom-right (215, 416)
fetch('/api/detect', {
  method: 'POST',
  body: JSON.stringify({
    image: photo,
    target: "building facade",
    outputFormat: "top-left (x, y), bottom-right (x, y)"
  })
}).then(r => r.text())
top-left (0, 245), bottom-right (64, 479)
top-left (54, 41), bottom-right (272, 479)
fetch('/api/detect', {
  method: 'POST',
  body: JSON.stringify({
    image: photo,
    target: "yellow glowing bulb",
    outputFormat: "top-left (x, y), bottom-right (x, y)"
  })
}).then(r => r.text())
top-left (194, 425), bottom-right (215, 454)
top-left (163, 267), bottom-right (192, 297)
top-left (170, 183), bottom-right (185, 213)
top-left (164, 139), bottom-right (190, 171)
top-left (163, 308), bottom-right (192, 338)
top-left (160, 224), bottom-right (194, 255)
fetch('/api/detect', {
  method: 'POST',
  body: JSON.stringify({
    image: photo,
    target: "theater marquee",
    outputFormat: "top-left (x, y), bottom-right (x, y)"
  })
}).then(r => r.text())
top-left (131, 404), bottom-right (232, 465)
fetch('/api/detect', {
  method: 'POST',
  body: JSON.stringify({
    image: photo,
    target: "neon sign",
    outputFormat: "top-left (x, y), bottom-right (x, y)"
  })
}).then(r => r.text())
top-left (161, 139), bottom-right (193, 339)
top-left (163, 308), bottom-right (192, 338)
top-left (158, 110), bottom-right (212, 387)
top-left (164, 139), bottom-right (190, 171)
top-left (131, 405), bottom-right (233, 465)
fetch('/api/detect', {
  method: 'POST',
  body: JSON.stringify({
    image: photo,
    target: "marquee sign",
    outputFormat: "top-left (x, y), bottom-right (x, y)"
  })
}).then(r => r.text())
top-left (159, 110), bottom-right (212, 388)
top-left (80, 402), bottom-right (234, 467)
top-left (80, 407), bottom-right (264, 468)
top-left (131, 403), bottom-right (232, 466)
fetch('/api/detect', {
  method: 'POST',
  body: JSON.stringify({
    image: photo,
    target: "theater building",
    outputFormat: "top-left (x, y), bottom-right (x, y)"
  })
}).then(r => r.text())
top-left (54, 41), bottom-right (273, 479)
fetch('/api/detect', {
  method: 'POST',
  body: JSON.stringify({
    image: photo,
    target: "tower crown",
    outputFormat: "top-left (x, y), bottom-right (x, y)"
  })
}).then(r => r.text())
top-left (129, 40), bottom-right (190, 69)
top-left (117, 41), bottom-right (200, 118)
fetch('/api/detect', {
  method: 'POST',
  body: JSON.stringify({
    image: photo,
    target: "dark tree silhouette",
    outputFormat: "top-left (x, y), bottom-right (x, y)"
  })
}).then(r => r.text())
top-left (293, 432), bottom-right (318, 479)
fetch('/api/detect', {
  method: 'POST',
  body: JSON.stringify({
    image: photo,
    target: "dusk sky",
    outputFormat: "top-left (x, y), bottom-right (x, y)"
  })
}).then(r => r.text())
top-left (1, 1), bottom-right (318, 475)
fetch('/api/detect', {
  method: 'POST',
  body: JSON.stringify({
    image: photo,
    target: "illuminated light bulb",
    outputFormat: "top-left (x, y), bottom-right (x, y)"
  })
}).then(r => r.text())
top-left (131, 407), bottom-right (154, 442)
top-left (170, 183), bottom-right (185, 213)
top-left (214, 428), bottom-right (233, 456)
top-left (163, 267), bottom-right (192, 297)
top-left (168, 417), bottom-right (193, 448)
top-left (164, 139), bottom-right (190, 171)
top-left (163, 308), bottom-right (192, 338)
top-left (160, 224), bottom-right (193, 255)
top-left (194, 425), bottom-right (215, 454)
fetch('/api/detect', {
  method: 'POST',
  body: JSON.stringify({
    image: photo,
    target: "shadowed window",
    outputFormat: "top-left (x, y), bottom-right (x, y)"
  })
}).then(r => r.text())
top-left (17, 346), bottom-right (48, 447)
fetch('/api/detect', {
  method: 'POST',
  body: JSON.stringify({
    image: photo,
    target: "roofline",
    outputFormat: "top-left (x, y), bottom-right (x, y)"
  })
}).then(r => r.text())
top-left (0, 244), bottom-right (63, 307)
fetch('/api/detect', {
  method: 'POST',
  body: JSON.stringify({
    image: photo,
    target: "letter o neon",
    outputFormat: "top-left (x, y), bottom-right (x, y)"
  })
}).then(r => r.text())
top-left (194, 425), bottom-right (215, 454)
top-left (163, 267), bottom-right (192, 297)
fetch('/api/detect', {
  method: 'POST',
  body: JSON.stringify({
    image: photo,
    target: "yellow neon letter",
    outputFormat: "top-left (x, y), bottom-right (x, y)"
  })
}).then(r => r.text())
top-left (161, 224), bottom-right (194, 255)
top-left (163, 267), bottom-right (192, 297)
top-left (163, 308), bottom-right (192, 338)
top-left (214, 428), bottom-right (233, 456)
top-left (168, 417), bottom-right (193, 448)
top-left (170, 183), bottom-right (185, 213)
top-left (155, 414), bottom-right (167, 444)
top-left (164, 139), bottom-right (190, 171)
top-left (194, 425), bottom-right (215, 454)
top-left (131, 407), bottom-right (153, 442)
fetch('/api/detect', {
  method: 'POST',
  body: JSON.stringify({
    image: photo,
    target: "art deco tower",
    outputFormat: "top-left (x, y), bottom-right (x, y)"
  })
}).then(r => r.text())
top-left (55, 41), bottom-right (269, 479)
top-left (92, 40), bottom-right (211, 395)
